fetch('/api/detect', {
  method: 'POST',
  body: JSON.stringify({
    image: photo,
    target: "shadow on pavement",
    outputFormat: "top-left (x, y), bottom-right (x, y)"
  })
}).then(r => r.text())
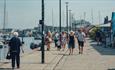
top-left (0, 68), bottom-right (12, 70)
top-left (90, 40), bottom-right (115, 55)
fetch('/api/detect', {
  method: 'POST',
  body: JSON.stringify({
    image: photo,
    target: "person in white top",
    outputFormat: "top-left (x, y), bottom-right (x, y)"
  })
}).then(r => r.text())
top-left (76, 28), bottom-right (86, 54)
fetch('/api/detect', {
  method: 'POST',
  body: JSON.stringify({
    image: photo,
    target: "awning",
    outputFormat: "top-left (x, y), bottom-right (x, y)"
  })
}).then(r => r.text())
top-left (99, 23), bottom-right (111, 27)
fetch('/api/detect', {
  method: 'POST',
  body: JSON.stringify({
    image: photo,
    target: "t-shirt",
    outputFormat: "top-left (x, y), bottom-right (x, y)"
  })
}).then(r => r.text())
top-left (54, 33), bottom-right (59, 40)
top-left (77, 32), bottom-right (85, 42)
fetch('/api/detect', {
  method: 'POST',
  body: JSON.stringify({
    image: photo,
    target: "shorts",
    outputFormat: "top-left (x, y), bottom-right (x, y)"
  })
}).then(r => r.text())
top-left (78, 41), bottom-right (84, 47)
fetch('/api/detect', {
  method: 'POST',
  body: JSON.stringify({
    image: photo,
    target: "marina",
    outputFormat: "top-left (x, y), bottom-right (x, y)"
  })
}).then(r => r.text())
top-left (0, 37), bottom-right (41, 60)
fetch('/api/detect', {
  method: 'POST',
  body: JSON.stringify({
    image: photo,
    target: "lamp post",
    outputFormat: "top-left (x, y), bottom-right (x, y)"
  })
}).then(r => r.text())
top-left (69, 10), bottom-right (71, 31)
top-left (41, 0), bottom-right (45, 64)
top-left (91, 9), bottom-right (93, 24)
top-left (66, 2), bottom-right (68, 37)
top-left (52, 8), bottom-right (54, 32)
top-left (3, 0), bottom-right (6, 32)
top-left (84, 12), bottom-right (86, 26)
top-left (21, 30), bottom-right (24, 43)
top-left (59, 0), bottom-right (61, 46)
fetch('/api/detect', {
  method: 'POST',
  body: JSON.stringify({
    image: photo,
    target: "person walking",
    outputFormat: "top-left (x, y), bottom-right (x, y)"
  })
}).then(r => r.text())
top-left (8, 32), bottom-right (22, 69)
top-left (61, 32), bottom-right (67, 51)
top-left (68, 31), bottom-right (75, 55)
top-left (95, 30), bottom-right (101, 45)
top-left (76, 28), bottom-right (86, 54)
top-left (54, 32), bottom-right (59, 48)
top-left (45, 31), bottom-right (52, 51)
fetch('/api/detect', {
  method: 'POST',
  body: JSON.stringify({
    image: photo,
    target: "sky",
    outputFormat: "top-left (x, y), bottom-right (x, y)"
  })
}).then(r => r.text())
top-left (0, 0), bottom-right (115, 29)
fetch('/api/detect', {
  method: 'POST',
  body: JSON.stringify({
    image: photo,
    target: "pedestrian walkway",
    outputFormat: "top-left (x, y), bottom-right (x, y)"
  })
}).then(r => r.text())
top-left (0, 38), bottom-right (115, 70)
top-left (0, 43), bottom-right (68, 70)
top-left (54, 38), bottom-right (115, 70)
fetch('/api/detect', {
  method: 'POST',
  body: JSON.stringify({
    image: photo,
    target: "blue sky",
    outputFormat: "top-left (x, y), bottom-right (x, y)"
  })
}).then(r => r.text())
top-left (0, 0), bottom-right (115, 29)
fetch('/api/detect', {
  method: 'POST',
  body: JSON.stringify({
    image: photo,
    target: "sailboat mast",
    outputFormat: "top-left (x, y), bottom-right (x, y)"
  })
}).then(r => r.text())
top-left (91, 9), bottom-right (93, 24)
top-left (98, 10), bottom-right (101, 24)
top-left (52, 8), bottom-right (54, 32)
top-left (3, 0), bottom-right (6, 32)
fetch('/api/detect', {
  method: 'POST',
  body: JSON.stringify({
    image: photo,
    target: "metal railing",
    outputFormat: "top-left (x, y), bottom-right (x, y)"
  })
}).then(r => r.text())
top-left (0, 45), bottom-right (8, 61)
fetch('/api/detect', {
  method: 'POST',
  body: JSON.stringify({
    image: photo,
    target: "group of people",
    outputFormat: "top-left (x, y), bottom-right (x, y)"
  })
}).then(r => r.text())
top-left (45, 28), bottom-right (86, 55)
top-left (7, 28), bottom-right (86, 69)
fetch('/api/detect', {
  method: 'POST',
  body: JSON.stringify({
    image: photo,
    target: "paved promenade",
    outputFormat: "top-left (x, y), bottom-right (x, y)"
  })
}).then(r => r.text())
top-left (0, 38), bottom-right (115, 70)
top-left (55, 38), bottom-right (115, 70)
top-left (0, 43), bottom-right (68, 70)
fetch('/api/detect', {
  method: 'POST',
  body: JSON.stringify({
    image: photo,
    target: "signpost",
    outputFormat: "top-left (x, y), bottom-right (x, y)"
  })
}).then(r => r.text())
top-left (59, 0), bottom-right (62, 49)
top-left (41, 0), bottom-right (45, 63)
top-left (66, 2), bottom-right (69, 38)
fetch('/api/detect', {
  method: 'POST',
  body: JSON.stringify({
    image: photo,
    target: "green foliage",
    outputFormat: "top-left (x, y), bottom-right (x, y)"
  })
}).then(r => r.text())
top-left (89, 26), bottom-right (100, 40)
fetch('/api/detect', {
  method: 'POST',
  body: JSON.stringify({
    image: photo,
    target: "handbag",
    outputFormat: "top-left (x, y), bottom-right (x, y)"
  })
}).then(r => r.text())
top-left (6, 52), bottom-right (11, 60)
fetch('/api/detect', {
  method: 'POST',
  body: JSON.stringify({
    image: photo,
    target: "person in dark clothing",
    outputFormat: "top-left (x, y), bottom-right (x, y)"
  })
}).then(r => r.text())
top-left (54, 32), bottom-right (59, 48)
top-left (9, 32), bottom-right (22, 69)
top-left (68, 31), bottom-right (75, 55)
top-left (96, 30), bottom-right (101, 45)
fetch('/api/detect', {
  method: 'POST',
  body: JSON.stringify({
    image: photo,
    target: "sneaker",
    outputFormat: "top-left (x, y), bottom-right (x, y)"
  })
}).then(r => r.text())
top-left (47, 48), bottom-right (50, 51)
top-left (79, 52), bottom-right (81, 54)
top-left (69, 53), bottom-right (71, 55)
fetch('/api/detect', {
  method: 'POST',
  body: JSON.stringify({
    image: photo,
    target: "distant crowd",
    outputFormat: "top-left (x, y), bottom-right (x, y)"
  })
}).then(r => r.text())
top-left (45, 28), bottom-right (86, 55)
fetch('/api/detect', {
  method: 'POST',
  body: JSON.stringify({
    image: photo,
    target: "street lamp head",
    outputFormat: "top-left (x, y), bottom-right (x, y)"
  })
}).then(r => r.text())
top-left (65, 2), bottom-right (68, 4)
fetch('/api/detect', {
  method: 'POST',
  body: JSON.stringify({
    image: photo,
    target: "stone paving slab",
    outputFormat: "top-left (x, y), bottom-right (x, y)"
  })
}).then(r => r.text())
top-left (0, 43), bottom-right (68, 70)
top-left (54, 38), bottom-right (115, 70)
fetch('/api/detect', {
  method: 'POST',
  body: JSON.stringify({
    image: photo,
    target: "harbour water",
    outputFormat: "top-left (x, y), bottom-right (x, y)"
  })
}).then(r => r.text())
top-left (0, 37), bottom-right (41, 60)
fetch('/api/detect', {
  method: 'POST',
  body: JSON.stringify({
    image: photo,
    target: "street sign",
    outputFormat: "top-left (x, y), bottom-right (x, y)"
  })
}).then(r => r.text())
top-left (39, 20), bottom-right (43, 25)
